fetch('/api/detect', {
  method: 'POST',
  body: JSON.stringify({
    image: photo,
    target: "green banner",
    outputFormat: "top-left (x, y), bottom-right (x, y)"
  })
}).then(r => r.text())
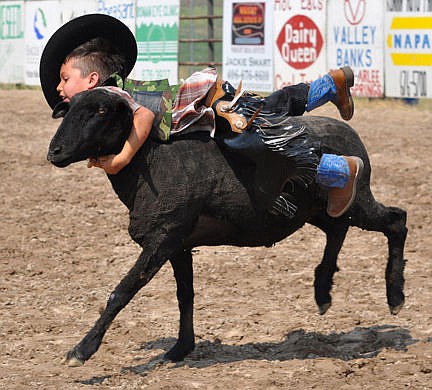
top-left (0, 3), bottom-right (24, 39)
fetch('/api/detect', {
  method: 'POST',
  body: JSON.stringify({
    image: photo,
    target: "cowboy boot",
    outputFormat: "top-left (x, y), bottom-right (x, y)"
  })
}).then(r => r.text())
top-left (307, 66), bottom-right (355, 120)
top-left (326, 156), bottom-right (364, 217)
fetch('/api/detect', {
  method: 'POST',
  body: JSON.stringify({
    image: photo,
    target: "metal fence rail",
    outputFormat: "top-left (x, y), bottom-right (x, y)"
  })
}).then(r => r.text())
top-left (179, 0), bottom-right (223, 79)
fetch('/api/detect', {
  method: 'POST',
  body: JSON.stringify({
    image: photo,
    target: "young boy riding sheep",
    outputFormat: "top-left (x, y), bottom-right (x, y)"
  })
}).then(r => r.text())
top-left (40, 13), bottom-right (363, 218)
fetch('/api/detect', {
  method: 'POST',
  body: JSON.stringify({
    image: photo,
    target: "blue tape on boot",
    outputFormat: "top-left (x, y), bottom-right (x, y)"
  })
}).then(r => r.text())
top-left (316, 154), bottom-right (349, 188)
top-left (306, 74), bottom-right (337, 112)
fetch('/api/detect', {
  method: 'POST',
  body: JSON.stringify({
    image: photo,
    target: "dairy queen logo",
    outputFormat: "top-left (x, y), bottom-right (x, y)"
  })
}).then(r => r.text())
top-left (276, 15), bottom-right (323, 70)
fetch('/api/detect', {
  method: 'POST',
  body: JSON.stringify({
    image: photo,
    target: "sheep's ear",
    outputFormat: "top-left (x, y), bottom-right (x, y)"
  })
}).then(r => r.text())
top-left (52, 101), bottom-right (70, 119)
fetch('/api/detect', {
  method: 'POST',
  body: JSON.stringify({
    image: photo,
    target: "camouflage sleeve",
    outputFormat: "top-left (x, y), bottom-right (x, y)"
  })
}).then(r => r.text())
top-left (100, 86), bottom-right (142, 112)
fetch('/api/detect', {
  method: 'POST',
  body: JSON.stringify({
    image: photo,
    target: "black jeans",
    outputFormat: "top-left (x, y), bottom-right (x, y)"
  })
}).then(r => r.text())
top-left (262, 83), bottom-right (309, 116)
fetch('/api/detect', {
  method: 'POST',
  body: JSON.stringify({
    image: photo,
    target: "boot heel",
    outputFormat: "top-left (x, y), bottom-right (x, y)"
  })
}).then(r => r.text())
top-left (341, 66), bottom-right (354, 88)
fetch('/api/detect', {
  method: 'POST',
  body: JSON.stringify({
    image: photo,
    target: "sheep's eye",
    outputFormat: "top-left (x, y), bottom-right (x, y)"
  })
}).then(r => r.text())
top-left (98, 107), bottom-right (107, 116)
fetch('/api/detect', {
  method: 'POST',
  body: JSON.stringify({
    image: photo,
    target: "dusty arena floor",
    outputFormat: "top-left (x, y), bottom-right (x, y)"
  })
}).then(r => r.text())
top-left (1, 90), bottom-right (431, 389)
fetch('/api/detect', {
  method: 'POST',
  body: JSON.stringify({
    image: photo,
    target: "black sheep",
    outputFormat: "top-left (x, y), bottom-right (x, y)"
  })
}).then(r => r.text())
top-left (47, 88), bottom-right (407, 366)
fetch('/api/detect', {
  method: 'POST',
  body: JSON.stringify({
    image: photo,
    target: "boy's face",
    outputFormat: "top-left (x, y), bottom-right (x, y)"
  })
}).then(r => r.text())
top-left (57, 59), bottom-right (99, 102)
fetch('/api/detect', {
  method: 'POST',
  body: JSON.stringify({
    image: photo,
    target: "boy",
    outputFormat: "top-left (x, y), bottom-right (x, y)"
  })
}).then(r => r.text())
top-left (56, 38), bottom-right (155, 175)
top-left (40, 14), bottom-right (362, 217)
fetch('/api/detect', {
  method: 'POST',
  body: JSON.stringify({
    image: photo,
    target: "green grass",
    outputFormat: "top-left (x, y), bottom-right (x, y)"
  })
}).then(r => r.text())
top-left (0, 83), bottom-right (40, 90)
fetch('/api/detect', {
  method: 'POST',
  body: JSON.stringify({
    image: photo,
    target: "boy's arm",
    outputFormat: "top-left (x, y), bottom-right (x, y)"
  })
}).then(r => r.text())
top-left (88, 106), bottom-right (155, 174)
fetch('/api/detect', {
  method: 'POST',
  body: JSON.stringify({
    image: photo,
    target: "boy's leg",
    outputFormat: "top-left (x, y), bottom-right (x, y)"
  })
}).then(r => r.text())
top-left (261, 82), bottom-right (309, 116)
top-left (263, 66), bottom-right (355, 121)
top-left (260, 69), bottom-right (360, 217)
top-left (316, 154), bottom-right (364, 217)
top-left (307, 66), bottom-right (354, 120)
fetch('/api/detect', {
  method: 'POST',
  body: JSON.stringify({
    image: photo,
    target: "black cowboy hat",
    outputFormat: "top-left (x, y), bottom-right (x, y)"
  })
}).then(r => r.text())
top-left (39, 13), bottom-right (137, 109)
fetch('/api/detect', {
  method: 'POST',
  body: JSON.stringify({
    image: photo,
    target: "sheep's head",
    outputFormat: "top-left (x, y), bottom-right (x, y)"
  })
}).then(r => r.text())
top-left (47, 88), bottom-right (133, 168)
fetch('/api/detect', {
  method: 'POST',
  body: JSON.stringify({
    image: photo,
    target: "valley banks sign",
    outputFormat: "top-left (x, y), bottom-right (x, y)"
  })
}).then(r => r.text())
top-left (327, 0), bottom-right (384, 97)
top-left (385, 0), bottom-right (432, 98)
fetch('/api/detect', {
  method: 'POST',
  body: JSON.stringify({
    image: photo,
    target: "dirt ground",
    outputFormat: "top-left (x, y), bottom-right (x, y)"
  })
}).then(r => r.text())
top-left (1, 90), bottom-right (431, 389)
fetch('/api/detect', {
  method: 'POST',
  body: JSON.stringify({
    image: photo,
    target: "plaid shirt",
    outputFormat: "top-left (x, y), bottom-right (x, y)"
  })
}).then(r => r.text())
top-left (101, 68), bottom-right (220, 140)
top-left (171, 67), bottom-right (218, 137)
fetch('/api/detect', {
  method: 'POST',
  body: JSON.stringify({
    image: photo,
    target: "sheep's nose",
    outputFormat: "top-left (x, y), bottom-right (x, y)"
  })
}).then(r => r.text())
top-left (52, 146), bottom-right (62, 154)
top-left (47, 146), bottom-right (62, 161)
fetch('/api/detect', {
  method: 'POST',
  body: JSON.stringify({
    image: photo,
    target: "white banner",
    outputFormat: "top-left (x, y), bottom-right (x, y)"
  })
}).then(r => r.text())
top-left (24, 1), bottom-right (61, 85)
top-left (97, 0), bottom-right (136, 78)
top-left (60, 0), bottom-right (98, 22)
top-left (273, 0), bottom-right (326, 90)
top-left (0, 1), bottom-right (25, 83)
top-left (96, 0), bottom-right (135, 26)
top-left (134, 0), bottom-right (179, 83)
top-left (385, 0), bottom-right (432, 98)
top-left (222, 0), bottom-right (274, 92)
top-left (327, 0), bottom-right (384, 97)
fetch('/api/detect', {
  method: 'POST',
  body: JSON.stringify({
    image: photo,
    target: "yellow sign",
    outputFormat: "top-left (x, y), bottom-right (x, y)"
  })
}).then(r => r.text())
top-left (387, 16), bottom-right (432, 66)
top-left (390, 17), bottom-right (432, 29)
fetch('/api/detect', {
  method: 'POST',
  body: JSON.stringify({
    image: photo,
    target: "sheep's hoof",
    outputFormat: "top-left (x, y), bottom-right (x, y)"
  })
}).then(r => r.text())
top-left (390, 301), bottom-right (404, 315)
top-left (164, 340), bottom-right (195, 362)
top-left (63, 350), bottom-right (85, 367)
top-left (318, 302), bottom-right (331, 315)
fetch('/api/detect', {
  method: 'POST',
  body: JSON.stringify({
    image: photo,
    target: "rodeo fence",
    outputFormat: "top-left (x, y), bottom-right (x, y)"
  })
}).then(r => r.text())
top-left (0, 0), bottom-right (431, 98)
top-left (178, 0), bottom-right (222, 79)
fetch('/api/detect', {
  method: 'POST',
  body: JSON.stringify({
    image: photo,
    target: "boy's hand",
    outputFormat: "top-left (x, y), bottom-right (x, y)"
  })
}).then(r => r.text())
top-left (87, 154), bottom-right (128, 175)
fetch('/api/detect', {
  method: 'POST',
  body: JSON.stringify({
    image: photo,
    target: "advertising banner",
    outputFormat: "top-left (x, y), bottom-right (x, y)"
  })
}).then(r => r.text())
top-left (222, 0), bottom-right (274, 92)
top-left (96, 0), bottom-right (138, 78)
top-left (0, 1), bottom-right (25, 83)
top-left (385, 0), bottom-right (432, 98)
top-left (60, 0), bottom-right (97, 22)
top-left (273, 0), bottom-right (326, 90)
top-left (327, 0), bottom-right (384, 97)
top-left (96, 0), bottom-right (135, 27)
top-left (134, 0), bottom-right (179, 84)
top-left (24, 1), bottom-right (61, 86)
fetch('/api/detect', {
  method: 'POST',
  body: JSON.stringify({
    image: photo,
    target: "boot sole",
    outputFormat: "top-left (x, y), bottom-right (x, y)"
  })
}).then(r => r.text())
top-left (340, 66), bottom-right (354, 120)
top-left (341, 66), bottom-right (354, 88)
top-left (328, 156), bottom-right (364, 218)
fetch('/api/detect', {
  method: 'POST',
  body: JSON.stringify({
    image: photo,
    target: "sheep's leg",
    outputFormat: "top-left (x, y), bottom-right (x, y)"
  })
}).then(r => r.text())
top-left (63, 248), bottom-right (167, 367)
top-left (311, 216), bottom-right (349, 315)
top-left (385, 210), bottom-right (407, 314)
top-left (165, 250), bottom-right (195, 361)
top-left (350, 191), bottom-right (407, 314)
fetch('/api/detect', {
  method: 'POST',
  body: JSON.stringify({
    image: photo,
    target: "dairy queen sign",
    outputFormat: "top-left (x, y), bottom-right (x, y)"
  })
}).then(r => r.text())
top-left (274, 2), bottom-right (327, 89)
top-left (276, 14), bottom-right (323, 70)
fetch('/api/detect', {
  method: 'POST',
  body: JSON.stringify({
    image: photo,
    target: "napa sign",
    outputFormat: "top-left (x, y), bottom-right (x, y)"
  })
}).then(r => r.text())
top-left (385, 0), bottom-right (432, 98)
top-left (387, 16), bottom-right (431, 66)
